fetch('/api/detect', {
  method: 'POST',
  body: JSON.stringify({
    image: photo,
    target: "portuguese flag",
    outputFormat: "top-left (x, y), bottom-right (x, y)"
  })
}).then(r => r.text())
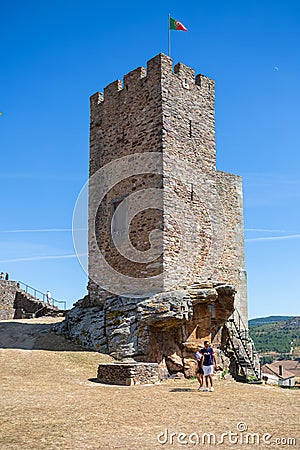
top-left (169, 17), bottom-right (188, 32)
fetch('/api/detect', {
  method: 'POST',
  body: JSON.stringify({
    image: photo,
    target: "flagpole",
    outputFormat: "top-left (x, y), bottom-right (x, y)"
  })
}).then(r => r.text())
top-left (168, 12), bottom-right (171, 56)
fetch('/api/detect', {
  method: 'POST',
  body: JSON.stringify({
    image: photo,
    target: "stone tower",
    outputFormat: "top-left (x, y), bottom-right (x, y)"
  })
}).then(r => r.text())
top-left (64, 54), bottom-right (248, 375)
top-left (88, 53), bottom-right (247, 323)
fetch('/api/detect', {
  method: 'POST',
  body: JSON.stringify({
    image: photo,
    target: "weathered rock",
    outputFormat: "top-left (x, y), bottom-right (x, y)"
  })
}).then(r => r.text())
top-left (166, 353), bottom-right (184, 372)
top-left (188, 287), bottom-right (218, 304)
top-left (183, 357), bottom-right (198, 378)
top-left (56, 306), bottom-right (107, 351)
top-left (59, 282), bottom-right (236, 378)
top-left (137, 290), bottom-right (193, 328)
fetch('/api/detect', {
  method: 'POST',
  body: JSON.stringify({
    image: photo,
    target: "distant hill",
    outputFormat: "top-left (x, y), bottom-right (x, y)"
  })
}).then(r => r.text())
top-left (248, 316), bottom-right (294, 327)
top-left (249, 316), bottom-right (300, 354)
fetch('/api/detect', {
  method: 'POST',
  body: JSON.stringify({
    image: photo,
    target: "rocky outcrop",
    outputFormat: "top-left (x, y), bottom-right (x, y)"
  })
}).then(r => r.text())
top-left (58, 282), bottom-right (235, 378)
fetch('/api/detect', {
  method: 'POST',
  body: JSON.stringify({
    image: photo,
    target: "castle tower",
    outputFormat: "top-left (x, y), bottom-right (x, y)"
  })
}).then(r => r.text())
top-left (88, 53), bottom-right (247, 325)
top-left (60, 53), bottom-right (250, 375)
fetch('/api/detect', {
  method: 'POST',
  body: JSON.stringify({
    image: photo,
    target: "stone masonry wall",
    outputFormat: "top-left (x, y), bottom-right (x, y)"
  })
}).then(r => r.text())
top-left (0, 280), bottom-right (18, 307)
top-left (0, 281), bottom-right (18, 320)
top-left (97, 363), bottom-right (158, 385)
top-left (162, 58), bottom-right (218, 290)
top-left (89, 57), bottom-right (165, 296)
top-left (161, 58), bottom-right (247, 326)
top-left (216, 171), bottom-right (248, 324)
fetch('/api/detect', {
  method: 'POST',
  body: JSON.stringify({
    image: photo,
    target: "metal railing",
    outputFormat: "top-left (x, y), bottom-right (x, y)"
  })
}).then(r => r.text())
top-left (226, 308), bottom-right (261, 380)
top-left (17, 281), bottom-right (67, 310)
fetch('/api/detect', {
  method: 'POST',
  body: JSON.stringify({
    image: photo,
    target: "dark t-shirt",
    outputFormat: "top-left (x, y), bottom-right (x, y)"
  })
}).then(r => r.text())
top-left (200, 347), bottom-right (215, 366)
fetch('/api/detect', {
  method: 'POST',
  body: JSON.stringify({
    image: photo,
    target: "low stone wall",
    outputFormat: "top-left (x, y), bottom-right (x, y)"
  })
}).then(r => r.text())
top-left (0, 281), bottom-right (18, 308)
top-left (97, 363), bottom-right (159, 385)
top-left (0, 281), bottom-right (61, 320)
top-left (0, 308), bottom-right (15, 320)
top-left (14, 291), bottom-right (45, 315)
top-left (0, 281), bottom-right (18, 320)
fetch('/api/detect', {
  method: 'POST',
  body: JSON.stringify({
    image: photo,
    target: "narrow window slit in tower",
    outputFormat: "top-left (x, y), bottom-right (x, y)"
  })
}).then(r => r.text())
top-left (189, 120), bottom-right (192, 138)
top-left (191, 183), bottom-right (194, 201)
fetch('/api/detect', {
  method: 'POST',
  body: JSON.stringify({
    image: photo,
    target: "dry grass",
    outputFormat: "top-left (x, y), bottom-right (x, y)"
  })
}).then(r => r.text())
top-left (0, 318), bottom-right (299, 449)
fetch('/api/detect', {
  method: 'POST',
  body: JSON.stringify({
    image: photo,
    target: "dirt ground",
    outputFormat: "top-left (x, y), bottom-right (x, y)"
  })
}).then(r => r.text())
top-left (0, 318), bottom-right (299, 450)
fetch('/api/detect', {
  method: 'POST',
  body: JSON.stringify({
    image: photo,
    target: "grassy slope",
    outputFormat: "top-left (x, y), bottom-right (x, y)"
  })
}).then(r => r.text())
top-left (1, 319), bottom-right (299, 448)
top-left (249, 317), bottom-right (300, 353)
top-left (248, 316), bottom-right (294, 327)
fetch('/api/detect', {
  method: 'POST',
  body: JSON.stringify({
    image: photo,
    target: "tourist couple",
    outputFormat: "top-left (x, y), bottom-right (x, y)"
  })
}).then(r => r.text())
top-left (194, 341), bottom-right (217, 392)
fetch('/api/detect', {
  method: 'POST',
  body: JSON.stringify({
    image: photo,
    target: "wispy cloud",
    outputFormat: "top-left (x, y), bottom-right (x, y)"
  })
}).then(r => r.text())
top-left (246, 234), bottom-right (300, 242)
top-left (242, 173), bottom-right (300, 208)
top-left (0, 172), bottom-right (86, 181)
top-left (0, 253), bottom-right (87, 263)
top-left (0, 228), bottom-right (86, 233)
top-left (245, 228), bottom-right (291, 233)
top-left (242, 172), bottom-right (300, 186)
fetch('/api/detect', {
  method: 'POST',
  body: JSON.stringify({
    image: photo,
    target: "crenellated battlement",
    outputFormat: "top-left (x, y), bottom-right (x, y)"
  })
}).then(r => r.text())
top-left (174, 61), bottom-right (195, 80)
top-left (90, 53), bottom-right (214, 105)
top-left (124, 66), bottom-right (147, 88)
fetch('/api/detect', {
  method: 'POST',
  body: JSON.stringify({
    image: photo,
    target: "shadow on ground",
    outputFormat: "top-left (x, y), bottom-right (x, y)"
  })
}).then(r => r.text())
top-left (169, 388), bottom-right (196, 392)
top-left (0, 320), bottom-right (89, 352)
top-left (87, 378), bottom-right (124, 386)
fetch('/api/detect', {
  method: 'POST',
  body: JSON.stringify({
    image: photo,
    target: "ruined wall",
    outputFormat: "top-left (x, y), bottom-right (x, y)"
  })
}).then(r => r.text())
top-left (0, 281), bottom-right (60, 320)
top-left (0, 281), bottom-right (18, 320)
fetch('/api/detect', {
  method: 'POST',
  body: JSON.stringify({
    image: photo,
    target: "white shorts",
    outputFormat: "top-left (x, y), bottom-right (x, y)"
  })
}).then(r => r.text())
top-left (203, 365), bottom-right (214, 376)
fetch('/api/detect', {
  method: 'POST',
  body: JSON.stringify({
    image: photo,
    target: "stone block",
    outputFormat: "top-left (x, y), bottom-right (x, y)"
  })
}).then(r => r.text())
top-left (97, 362), bottom-right (159, 385)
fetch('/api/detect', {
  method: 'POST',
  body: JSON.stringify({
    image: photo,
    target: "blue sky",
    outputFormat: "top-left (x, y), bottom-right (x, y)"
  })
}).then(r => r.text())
top-left (0, 0), bottom-right (299, 318)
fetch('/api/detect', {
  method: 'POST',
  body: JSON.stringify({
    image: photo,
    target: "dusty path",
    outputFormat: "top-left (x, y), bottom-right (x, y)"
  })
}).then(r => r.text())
top-left (0, 318), bottom-right (299, 449)
top-left (0, 318), bottom-right (62, 350)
